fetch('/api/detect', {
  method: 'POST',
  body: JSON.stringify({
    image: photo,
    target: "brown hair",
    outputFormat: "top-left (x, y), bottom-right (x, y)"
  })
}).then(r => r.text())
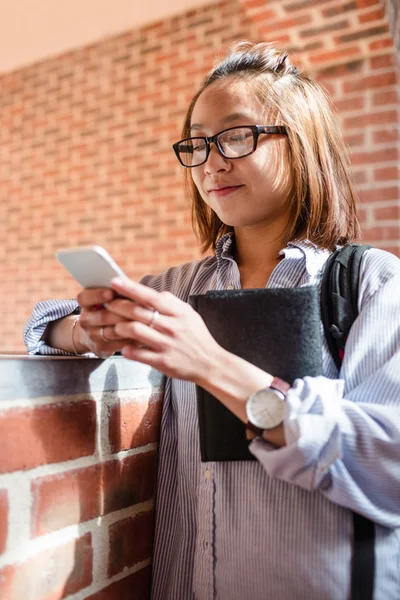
top-left (181, 41), bottom-right (360, 252)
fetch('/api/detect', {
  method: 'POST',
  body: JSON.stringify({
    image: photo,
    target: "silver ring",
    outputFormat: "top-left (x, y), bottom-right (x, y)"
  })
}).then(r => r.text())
top-left (100, 326), bottom-right (107, 341)
top-left (149, 310), bottom-right (160, 328)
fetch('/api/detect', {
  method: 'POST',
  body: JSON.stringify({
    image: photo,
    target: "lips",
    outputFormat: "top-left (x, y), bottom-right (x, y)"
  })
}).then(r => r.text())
top-left (207, 184), bottom-right (244, 193)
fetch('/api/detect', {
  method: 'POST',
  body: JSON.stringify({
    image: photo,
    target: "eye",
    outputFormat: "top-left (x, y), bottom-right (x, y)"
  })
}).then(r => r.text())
top-left (231, 135), bottom-right (247, 143)
top-left (193, 141), bottom-right (206, 152)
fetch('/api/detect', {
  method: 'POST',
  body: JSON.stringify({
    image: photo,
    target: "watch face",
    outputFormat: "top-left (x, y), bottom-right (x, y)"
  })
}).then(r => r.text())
top-left (246, 388), bottom-right (285, 430)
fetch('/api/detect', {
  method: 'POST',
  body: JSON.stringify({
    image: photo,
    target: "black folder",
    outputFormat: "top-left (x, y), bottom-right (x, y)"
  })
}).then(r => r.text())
top-left (188, 286), bottom-right (323, 462)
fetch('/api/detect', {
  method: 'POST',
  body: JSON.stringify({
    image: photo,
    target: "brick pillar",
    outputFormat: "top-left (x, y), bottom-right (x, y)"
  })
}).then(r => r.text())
top-left (0, 356), bottom-right (165, 600)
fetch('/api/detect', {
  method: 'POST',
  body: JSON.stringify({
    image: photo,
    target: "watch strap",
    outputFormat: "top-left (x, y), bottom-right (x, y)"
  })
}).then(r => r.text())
top-left (270, 376), bottom-right (291, 396)
top-left (245, 421), bottom-right (264, 437)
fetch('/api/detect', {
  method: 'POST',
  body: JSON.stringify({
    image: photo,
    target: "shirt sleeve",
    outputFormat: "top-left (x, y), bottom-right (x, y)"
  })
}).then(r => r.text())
top-left (23, 299), bottom-right (81, 355)
top-left (249, 249), bottom-right (400, 529)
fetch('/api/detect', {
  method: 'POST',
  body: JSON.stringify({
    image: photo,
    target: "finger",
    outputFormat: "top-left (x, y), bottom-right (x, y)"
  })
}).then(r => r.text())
top-left (79, 307), bottom-right (130, 328)
top-left (114, 320), bottom-right (166, 349)
top-left (104, 298), bottom-right (155, 325)
top-left (88, 328), bottom-right (135, 353)
top-left (121, 344), bottom-right (159, 366)
top-left (110, 278), bottom-right (178, 316)
top-left (77, 288), bottom-right (115, 309)
top-left (100, 325), bottom-right (138, 342)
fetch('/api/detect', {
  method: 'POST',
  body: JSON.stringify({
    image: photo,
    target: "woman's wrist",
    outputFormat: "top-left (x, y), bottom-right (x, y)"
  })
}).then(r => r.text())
top-left (196, 346), bottom-right (273, 423)
top-left (44, 314), bottom-right (89, 354)
top-left (72, 318), bottom-right (90, 354)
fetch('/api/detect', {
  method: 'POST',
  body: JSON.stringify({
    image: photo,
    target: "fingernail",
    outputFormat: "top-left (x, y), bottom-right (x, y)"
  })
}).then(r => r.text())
top-left (111, 277), bottom-right (122, 286)
top-left (103, 290), bottom-right (113, 300)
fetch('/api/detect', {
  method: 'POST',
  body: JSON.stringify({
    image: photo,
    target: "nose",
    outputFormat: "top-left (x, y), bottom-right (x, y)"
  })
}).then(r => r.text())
top-left (204, 143), bottom-right (231, 174)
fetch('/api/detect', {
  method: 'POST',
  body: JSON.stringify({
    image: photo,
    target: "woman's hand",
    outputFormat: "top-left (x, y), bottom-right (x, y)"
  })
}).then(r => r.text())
top-left (103, 277), bottom-right (223, 382)
top-left (76, 287), bottom-right (136, 358)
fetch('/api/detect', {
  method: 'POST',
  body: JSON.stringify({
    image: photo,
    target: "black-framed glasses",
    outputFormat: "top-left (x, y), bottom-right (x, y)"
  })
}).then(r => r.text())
top-left (172, 125), bottom-right (288, 168)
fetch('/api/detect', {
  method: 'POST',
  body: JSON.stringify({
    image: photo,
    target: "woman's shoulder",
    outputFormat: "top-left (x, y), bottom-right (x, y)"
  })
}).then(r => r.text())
top-left (139, 254), bottom-right (217, 300)
top-left (359, 247), bottom-right (400, 307)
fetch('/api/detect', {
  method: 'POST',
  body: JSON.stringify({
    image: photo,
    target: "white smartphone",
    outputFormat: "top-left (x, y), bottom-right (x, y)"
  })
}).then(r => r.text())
top-left (56, 245), bottom-right (127, 288)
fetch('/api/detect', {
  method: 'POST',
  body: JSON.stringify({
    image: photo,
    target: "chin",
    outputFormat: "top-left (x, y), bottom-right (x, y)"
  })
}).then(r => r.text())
top-left (217, 214), bottom-right (262, 228)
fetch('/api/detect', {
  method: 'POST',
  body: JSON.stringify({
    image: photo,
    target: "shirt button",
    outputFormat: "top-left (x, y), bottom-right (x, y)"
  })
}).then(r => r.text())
top-left (204, 469), bottom-right (211, 480)
top-left (226, 285), bottom-right (235, 290)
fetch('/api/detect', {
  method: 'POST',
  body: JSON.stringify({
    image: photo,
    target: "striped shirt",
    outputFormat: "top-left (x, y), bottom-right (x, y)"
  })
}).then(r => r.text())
top-left (24, 234), bottom-right (400, 600)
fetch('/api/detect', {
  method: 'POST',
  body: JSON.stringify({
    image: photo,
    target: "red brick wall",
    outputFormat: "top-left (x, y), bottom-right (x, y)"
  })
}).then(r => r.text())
top-left (0, 357), bottom-right (163, 600)
top-left (1, 0), bottom-right (399, 352)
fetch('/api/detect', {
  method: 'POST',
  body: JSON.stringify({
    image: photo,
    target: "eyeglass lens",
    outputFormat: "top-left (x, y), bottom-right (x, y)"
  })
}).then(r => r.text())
top-left (177, 127), bottom-right (255, 167)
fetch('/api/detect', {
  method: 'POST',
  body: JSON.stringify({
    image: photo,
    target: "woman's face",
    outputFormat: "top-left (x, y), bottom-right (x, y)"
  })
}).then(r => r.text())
top-left (190, 78), bottom-right (293, 231)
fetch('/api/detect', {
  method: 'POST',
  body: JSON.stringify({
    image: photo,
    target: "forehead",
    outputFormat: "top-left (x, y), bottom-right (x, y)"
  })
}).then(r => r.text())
top-left (190, 79), bottom-right (268, 129)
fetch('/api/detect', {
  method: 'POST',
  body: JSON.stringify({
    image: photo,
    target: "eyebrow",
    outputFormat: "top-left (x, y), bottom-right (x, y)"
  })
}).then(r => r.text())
top-left (190, 112), bottom-right (255, 131)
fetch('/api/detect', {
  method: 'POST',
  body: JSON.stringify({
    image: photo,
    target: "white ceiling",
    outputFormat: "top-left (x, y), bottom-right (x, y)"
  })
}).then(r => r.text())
top-left (0, 0), bottom-right (212, 74)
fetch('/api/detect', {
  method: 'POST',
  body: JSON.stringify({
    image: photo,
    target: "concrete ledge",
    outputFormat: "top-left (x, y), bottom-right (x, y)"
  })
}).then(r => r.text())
top-left (0, 355), bottom-right (165, 400)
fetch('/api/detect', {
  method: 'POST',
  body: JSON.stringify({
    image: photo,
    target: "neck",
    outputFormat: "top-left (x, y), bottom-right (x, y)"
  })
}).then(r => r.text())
top-left (233, 225), bottom-right (287, 271)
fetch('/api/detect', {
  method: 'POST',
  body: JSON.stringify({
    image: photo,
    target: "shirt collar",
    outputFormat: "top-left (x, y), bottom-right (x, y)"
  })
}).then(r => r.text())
top-left (215, 232), bottom-right (330, 277)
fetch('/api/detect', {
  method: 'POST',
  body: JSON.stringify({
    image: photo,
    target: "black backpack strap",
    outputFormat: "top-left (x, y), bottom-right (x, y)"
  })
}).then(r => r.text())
top-left (351, 513), bottom-right (376, 600)
top-left (321, 243), bottom-right (375, 599)
top-left (321, 248), bottom-right (342, 369)
top-left (321, 243), bottom-right (371, 369)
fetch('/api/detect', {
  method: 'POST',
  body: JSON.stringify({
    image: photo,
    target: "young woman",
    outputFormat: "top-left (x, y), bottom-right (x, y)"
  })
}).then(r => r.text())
top-left (24, 42), bottom-right (400, 599)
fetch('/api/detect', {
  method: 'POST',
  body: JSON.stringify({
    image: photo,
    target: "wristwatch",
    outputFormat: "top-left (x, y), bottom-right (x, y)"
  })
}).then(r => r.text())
top-left (245, 377), bottom-right (291, 436)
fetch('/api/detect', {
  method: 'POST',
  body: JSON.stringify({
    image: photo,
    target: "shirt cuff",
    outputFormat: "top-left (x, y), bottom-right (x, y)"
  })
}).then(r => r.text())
top-left (249, 376), bottom-right (344, 491)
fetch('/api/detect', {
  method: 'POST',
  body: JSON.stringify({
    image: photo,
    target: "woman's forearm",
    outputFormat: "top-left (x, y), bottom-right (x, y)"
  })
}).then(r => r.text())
top-left (196, 347), bottom-right (286, 447)
top-left (42, 315), bottom-right (88, 354)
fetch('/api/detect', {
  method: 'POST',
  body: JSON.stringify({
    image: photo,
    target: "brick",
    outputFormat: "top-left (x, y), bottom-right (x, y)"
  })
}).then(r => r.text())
top-left (363, 225), bottom-right (400, 241)
top-left (31, 451), bottom-right (157, 535)
top-left (108, 392), bottom-right (163, 452)
top-left (343, 109), bottom-right (398, 129)
top-left (351, 147), bottom-right (399, 164)
top-left (0, 490), bottom-right (8, 555)
top-left (353, 170), bottom-right (368, 185)
top-left (343, 133), bottom-right (365, 147)
top-left (372, 90), bottom-right (399, 107)
top-left (373, 167), bottom-right (400, 182)
top-left (336, 24), bottom-right (389, 43)
top-left (243, 0), bottom-right (272, 8)
top-left (322, 1), bottom-right (357, 17)
top-left (343, 71), bottom-right (397, 92)
top-left (0, 402), bottom-right (96, 473)
top-left (245, 8), bottom-right (278, 21)
top-left (283, 0), bottom-right (334, 11)
top-left (354, 0), bottom-right (380, 7)
top-left (372, 130), bottom-right (399, 144)
top-left (309, 46), bottom-right (361, 65)
top-left (317, 59), bottom-right (364, 78)
top-left (370, 54), bottom-right (396, 70)
top-left (360, 187), bottom-right (399, 203)
top-left (255, 14), bottom-right (311, 33)
top-left (369, 38), bottom-right (394, 51)
top-left (300, 20), bottom-right (350, 38)
top-left (357, 207), bottom-right (368, 223)
top-left (374, 205), bottom-right (400, 220)
top-left (86, 565), bottom-right (151, 600)
top-left (358, 7), bottom-right (385, 23)
top-left (333, 96), bottom-right (364, 112)
top-left (287, 41), bottom-right (323, 54)
top-left (108, 510), bottom-right (155, 576)
top-left (0, 533), bottom-right (92, 600)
